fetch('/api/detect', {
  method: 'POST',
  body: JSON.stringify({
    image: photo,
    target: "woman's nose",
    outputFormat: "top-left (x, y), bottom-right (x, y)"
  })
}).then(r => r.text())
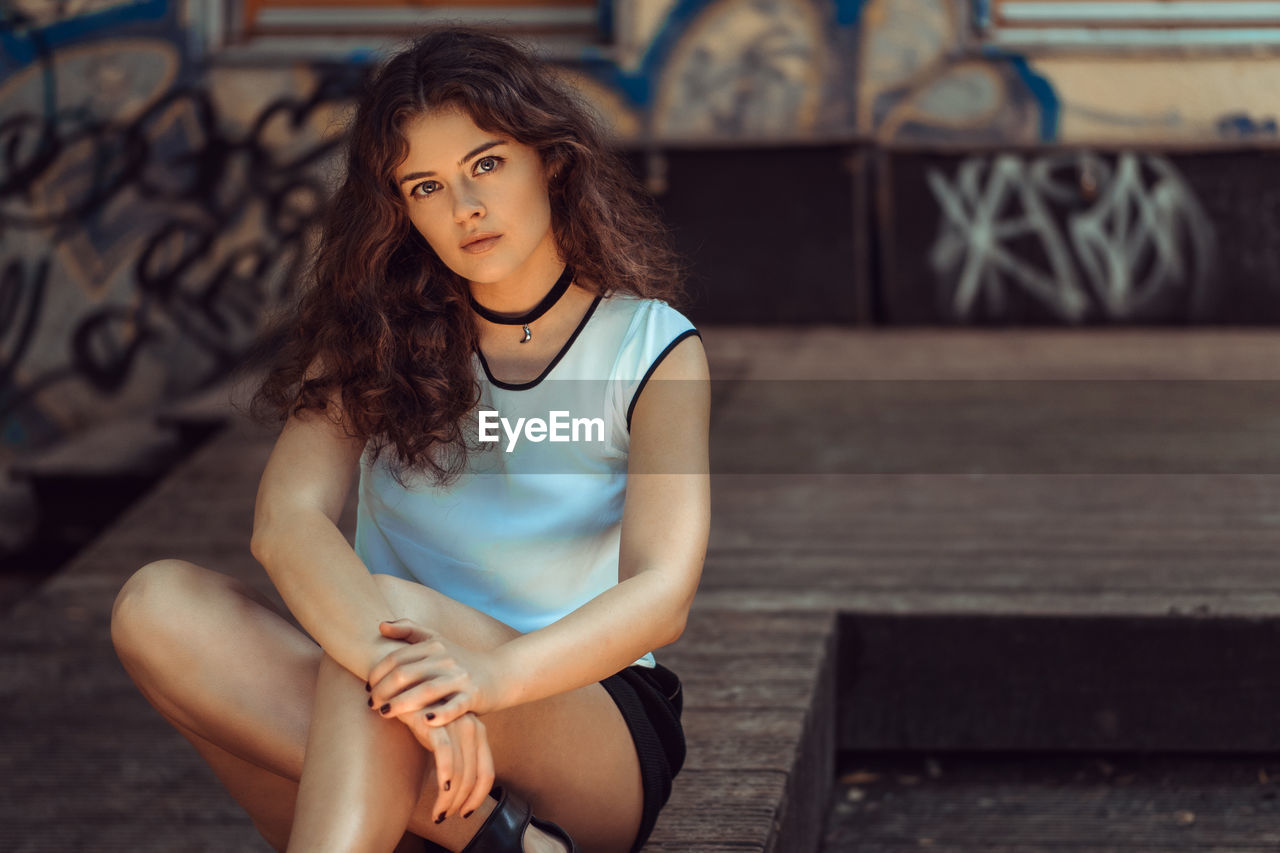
top-left (454, 187), bottom-right (485, 220)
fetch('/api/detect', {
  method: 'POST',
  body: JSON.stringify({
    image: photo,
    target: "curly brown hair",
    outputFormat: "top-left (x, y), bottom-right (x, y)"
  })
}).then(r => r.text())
top-left (249, 24), bottom-right (686, 487)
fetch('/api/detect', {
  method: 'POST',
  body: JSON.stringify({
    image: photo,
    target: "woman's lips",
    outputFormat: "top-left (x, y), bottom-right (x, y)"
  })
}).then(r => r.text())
top-left (462, 235), bottom-right (502, 254)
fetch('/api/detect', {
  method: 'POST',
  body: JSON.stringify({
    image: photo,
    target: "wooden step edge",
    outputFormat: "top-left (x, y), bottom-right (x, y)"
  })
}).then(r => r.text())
top-left (767, 613), bottom-right (839, 853)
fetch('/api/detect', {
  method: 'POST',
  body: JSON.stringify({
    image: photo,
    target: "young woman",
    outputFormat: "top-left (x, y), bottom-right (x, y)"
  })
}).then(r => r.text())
top-left (109, 25), bottom-right (710, 853)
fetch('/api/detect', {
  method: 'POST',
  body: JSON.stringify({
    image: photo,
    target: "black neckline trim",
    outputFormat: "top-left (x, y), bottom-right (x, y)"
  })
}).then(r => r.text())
top-left (476, 294), bottom-right (603, 390)
top-left (469, 264), bottom-right (573, 325)
top-left (626, 328), bottom-right (702, 431)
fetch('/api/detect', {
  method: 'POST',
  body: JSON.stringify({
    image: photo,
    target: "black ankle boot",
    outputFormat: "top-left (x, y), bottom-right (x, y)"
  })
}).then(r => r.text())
top-left (458, 785), bottom-right (578, 853)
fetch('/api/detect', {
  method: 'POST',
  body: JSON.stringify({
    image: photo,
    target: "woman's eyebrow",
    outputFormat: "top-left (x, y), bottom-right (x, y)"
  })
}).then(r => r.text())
top-left (399, 140), bottom-right (506, 183)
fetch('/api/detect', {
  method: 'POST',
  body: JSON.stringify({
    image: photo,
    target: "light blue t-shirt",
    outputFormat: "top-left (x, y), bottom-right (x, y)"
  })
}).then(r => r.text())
top-left (354, 293), bottom-right (700, 669)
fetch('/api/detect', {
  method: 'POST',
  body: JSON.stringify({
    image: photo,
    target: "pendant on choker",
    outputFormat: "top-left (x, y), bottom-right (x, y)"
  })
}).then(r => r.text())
top-left (469, 265), bottom-right (574, 344)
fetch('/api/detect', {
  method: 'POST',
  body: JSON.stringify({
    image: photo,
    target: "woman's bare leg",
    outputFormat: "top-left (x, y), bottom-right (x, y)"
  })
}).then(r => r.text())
top-left (284, 649), bottom-right (433, 852)
top-left (110, 559), bottom-right (644, 852)
top-left (111, 559), bottom-right (457, 850)
top-left (165, 716), bottom-right (428, 853)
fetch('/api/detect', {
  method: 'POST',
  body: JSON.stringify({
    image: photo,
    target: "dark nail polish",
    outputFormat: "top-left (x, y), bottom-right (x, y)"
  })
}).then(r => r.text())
top-left (463, 810), bottom-right (474, 819)
top-left (365, 682), bottom-right (371, 692)
top-left (444, 780), bottom-right (451, 791)
top-left (435, 813), bottom-right (445, 824)
top-left (379, 703), bottom-right (390, 714)
top-left (426, 712), bottom-right (435, 720)
top-left (367, 697), bottom-right (373, 708)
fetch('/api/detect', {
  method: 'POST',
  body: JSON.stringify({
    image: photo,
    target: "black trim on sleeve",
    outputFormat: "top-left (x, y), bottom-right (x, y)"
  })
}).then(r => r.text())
top-left (625, 328), bottom-right (702, 432)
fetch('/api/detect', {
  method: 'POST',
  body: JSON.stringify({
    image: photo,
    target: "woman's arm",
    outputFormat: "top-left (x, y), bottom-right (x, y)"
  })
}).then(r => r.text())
top-left (490, 334), bottom-right (710, 710)
top-left (248, 383), bottom-right (406, 680)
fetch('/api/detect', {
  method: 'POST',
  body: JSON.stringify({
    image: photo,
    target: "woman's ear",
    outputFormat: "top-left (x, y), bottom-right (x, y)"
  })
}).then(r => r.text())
top-left (545, 156), bottom-right (565, 183)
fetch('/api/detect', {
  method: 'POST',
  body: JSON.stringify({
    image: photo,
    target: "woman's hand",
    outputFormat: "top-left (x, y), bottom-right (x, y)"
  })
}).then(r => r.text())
top-left (368, 618), bottom-right (504, 725)
top-left (369, 619), bottom-right (505, 820)
top-left (402, 710), bottom-right (496, 822)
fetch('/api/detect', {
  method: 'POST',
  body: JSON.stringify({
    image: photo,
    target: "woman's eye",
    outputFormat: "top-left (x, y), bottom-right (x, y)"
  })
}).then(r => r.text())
top-left (410, 157), bottom-right (501, 199)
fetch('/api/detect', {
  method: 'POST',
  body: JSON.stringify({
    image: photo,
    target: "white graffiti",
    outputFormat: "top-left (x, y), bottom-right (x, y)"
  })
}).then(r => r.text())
top-left (927, 152), bottom-right (1216, 321)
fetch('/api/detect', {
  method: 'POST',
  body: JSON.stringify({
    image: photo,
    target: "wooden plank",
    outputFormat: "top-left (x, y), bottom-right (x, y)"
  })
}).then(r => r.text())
top-left (699, 328), bottom-right (1280, 382)
top-left (676, 674), bottom-right (818, 710)
top-left (659, 619), bottom-right (831, 718)
top-left (771, 618), bottom-right (837, 853)
top-left (667, 629), bottom-right (831, 659)
top-left (55, 540), bottom-right (267, 587)
top-left (646, 769), bottom-right (787, 848)
top-left (827, 751), bottom-right (1280, 851)
top-left (709, 381), bottom-right (1280, 473)
top-left (36, 329), bottom-right (1280, 850)
top-left (680, 709), bottom-right (809, 772)
top-left (695, 474), bottom-right (1280, 617)
top-left (0, 823), bottom-right (267, 853)
top-left (675, 610), bottom-right (836, 643)
top-left (694, 587), bottom-right (1280, 619)
top-left (824, 753), bottom-right (1280, 850)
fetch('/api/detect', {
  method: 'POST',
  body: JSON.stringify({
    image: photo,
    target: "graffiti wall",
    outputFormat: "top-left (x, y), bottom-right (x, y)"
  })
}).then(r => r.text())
top-left (853, 0), bottom-right (1054, 143)
top-left (880, 148), bottom-right (1280, 324)
top-left (597, 0), bottom-right (1280, 146)
top-left (587, 0), bottom-right (1280, 326)
top-left (0, 2), bottom-right (364, 465)
top-left (850, 0), bottom-right (1280, 145)
top-left (4, 0), bottom-right (1280, 466)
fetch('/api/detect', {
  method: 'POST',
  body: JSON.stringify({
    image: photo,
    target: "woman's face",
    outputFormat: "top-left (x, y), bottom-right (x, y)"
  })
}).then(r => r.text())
top-left (393, 106), bottom-right (557, 285)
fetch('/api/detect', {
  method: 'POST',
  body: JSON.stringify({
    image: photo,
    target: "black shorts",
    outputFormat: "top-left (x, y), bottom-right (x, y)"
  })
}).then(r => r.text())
top-left (416, 663), bottom-right (686, 853)
top-left (600, 661), bottom-right (687, 853)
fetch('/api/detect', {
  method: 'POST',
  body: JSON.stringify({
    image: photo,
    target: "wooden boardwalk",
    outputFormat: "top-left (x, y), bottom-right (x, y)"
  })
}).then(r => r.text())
top-left (6, 328), bottom-right (1280, 851)
top-left (824, 751), bottom-right (1280, 851)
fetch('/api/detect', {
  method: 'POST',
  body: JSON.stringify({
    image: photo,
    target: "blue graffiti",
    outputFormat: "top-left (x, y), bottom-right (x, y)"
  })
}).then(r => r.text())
top-left (981, 48), bottom-right (1061, 141)
top-left (0, 0), bottom-right (174, 72)
top-left (972, 0), bottom-right (992, 30)
top-left (1217, 113), bottom-right (1279, 138)
top-left (833, 0), bottom-right (869, 26)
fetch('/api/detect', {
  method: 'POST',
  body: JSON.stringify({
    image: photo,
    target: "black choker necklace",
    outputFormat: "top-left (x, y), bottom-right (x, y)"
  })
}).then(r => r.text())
top-left (469, 265), bottom-right (574, 343)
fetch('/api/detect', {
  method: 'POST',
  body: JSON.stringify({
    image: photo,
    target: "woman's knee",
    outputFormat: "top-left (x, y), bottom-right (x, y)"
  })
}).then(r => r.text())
top-left (110, 558), bottom-right (215, 661)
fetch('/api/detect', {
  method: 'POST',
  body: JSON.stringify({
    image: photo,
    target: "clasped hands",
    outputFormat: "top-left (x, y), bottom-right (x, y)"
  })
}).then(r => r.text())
top-left (367, 618), bottom-right (504, 823)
